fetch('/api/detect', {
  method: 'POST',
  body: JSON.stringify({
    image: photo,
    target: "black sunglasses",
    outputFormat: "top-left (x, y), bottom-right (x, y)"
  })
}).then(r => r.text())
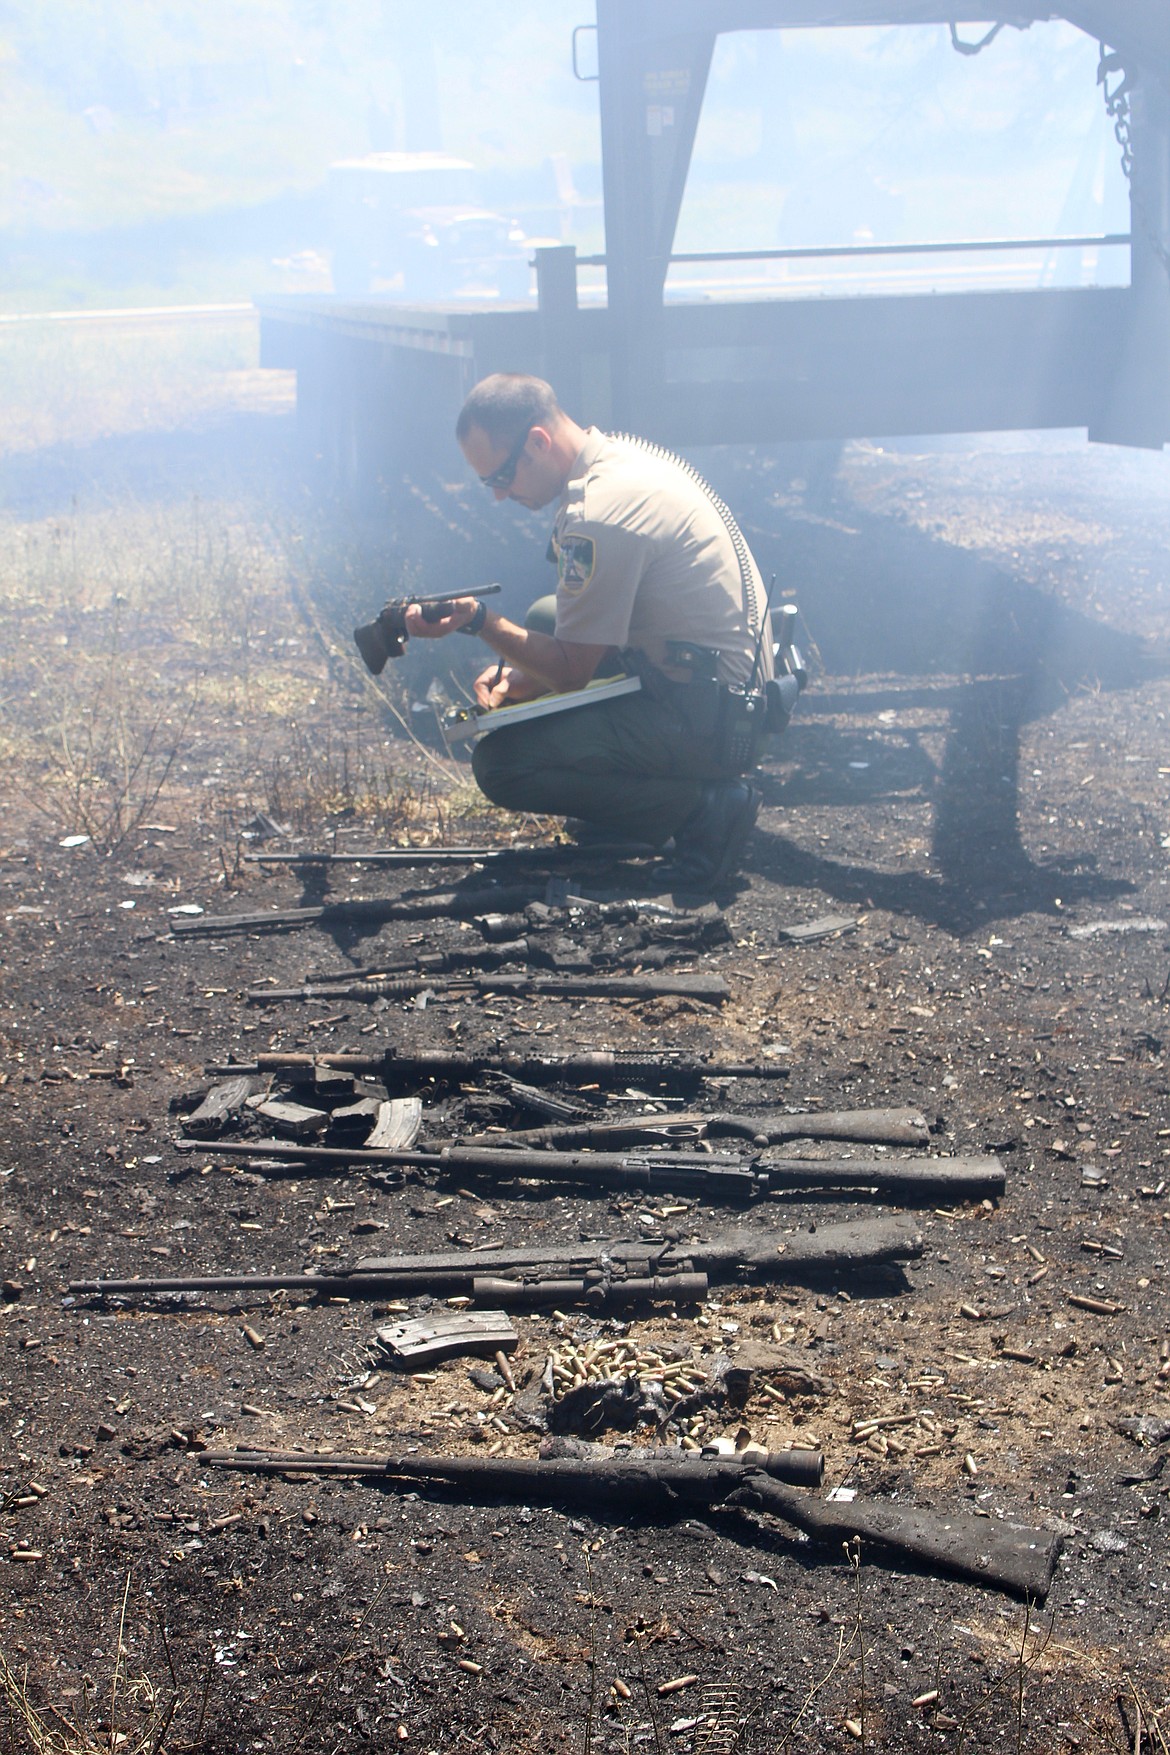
top-left (479, 426), bottom-right (532, 491)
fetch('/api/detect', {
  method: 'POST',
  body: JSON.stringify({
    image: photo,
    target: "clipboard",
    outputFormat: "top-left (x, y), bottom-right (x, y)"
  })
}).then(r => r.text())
top-left (443, 673), bottom-right (642, 743)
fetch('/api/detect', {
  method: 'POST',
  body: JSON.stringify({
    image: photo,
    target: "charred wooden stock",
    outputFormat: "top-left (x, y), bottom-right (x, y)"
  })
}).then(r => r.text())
top-left (247, 971), bottom-right (729, 1006)
top-left (171, 1134), bottom-right (1004, 1200)
top-left (68, 1214), bottom-right (925, 1301)
top-left (760, 1154), bottom-right (1004, 1195)
top-left (466, 1106), bottom-right (932, 1150)
top-left (200, 1449), bottom-right (1061, 1599)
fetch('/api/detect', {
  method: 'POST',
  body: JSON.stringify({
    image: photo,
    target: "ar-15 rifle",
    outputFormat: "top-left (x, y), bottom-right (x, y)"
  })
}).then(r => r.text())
top-left (354, 584), bottom-right (502, 673)
top-left (246, 972), bottom-right (729, 1007)
top-left (171, 1134), bottom-right (1005, 1203)
top-left (204, 1047), bottom-right (792, 1088)
top-left (200, 1446), bottom-right (1062, 1601)
top-left (68, 1214), bottom-right (925, 1303)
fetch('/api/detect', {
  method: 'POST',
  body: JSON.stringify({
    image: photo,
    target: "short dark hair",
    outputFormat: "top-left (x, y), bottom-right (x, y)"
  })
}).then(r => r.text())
top-left (455, 373), bottom-right (562, 446)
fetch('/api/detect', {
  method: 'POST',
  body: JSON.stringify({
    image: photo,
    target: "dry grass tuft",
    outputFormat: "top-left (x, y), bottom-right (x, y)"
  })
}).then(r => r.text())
top-left (0, 1579), bottom-right (187, 1755)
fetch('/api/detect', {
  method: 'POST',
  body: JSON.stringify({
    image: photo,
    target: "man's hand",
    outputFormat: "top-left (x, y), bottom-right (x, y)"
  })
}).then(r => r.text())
top-left (474, 663), bottom-right (545, 710)
top-left (404, 595), bottom-right (611, 699)
top-left (402, 597), bottom-right (480, 639)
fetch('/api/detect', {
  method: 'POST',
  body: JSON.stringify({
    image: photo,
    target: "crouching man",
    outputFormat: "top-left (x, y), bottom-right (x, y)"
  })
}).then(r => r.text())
top-left (405, 372), bottom-right (774, 888)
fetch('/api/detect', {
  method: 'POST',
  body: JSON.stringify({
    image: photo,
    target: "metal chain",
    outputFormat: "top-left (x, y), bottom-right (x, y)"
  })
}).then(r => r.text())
top-left (1098, 42), bottom-right (1170, 281)
top-left (949, 21), bottom-right (1007, 57)
top-left (1098, 44), bottom-right (1134, 181)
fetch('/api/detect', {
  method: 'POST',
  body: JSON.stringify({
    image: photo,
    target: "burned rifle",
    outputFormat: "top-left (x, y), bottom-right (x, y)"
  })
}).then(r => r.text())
top-left (206, 1445), bottom-right (824, 1489)
top-left (169, 885), bottom-right (538, 938)
top-left (201, 1447), bottom-right (1062, 1600)
top-left (465, 1105), bottom-right (932, 1150)
top-left (71, 1267), bottom-right (707, 1311)
top-left (207, 1047), bottom-right (792, 1088)
top-left (171, 1132), bottom-right (1004, 1202)
top-left (174, 885), bottom-right (728, 940)
top-left (69, 1214), bottom-right (925, 1302)
top-left (249, 941), bottom-right (536, 995)
top-left (246, 971), bottom-right (728, 1006)
top-left (244, 842), bottom-right (656, 869)
top-left (246, 938), bottom-right (608, 994)
top-left (354, 584), bottom-right (502, 674)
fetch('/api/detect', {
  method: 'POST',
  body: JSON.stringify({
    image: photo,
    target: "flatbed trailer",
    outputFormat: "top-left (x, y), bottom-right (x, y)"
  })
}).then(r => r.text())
top-left (258, 2), bottom-right (1170, 493)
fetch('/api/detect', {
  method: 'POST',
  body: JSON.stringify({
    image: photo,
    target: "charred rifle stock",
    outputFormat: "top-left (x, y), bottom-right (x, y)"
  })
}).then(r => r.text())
top-left (171, 1135), bottom-right (1006, 1202)
top-left (69, 1214), bottom-right (925, 1303)
top-left (354, 584), bottom-right (502, 673)
top-left (201, 1448), bottom-right (1062, 1601)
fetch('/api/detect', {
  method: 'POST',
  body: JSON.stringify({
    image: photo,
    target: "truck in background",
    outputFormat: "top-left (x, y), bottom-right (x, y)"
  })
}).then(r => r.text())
top-left (328, 150), bottom-right (540, 300)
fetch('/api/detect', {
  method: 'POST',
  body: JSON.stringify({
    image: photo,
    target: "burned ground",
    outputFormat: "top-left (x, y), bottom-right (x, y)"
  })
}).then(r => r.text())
top-left (1, 362), bottom-right (1169, 1754)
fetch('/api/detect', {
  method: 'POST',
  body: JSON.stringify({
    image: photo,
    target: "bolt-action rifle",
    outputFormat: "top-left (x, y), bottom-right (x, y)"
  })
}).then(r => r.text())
top-left (171, 1134), bottom-right (1004, 1202)
top-left (68, 1214), bottom-right (924, 1303)
top-left (200, 1447), bottom-right (1062, 1601)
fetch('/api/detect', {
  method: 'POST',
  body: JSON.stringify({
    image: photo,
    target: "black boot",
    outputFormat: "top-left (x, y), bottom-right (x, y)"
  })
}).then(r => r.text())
top-left (668, 780), bottom-right (761, 888)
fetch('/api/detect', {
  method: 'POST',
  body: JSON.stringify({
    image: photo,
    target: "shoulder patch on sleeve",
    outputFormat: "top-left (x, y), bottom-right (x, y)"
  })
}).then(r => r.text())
top-left (556, 532), bottom-right (596, 593)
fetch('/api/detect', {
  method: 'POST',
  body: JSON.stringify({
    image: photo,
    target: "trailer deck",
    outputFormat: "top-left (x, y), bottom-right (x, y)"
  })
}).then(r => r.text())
top-left (258, 2), bottom-right (1170, 492)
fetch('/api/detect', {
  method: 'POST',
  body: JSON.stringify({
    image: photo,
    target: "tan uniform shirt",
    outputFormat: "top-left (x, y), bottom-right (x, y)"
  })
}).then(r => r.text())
top-left (551, 429), bottom-right (772, 687)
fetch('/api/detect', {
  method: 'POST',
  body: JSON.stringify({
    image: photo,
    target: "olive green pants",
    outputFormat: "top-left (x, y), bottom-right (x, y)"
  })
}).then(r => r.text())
top-left (470, 678), bottom-right (728, 846)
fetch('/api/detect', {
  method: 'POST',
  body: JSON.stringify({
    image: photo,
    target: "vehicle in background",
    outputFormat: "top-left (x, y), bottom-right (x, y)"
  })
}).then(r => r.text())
top-left (328, 150), bottom-right (538, 300)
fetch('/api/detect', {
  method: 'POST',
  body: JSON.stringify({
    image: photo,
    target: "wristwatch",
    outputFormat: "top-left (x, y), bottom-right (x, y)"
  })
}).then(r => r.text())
top-left (459, 600), bottom-right (489, 637)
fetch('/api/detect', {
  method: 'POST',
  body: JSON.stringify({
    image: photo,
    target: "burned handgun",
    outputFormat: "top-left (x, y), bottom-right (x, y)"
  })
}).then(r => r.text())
top-left (354, 584), bottom-right (502, 673)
